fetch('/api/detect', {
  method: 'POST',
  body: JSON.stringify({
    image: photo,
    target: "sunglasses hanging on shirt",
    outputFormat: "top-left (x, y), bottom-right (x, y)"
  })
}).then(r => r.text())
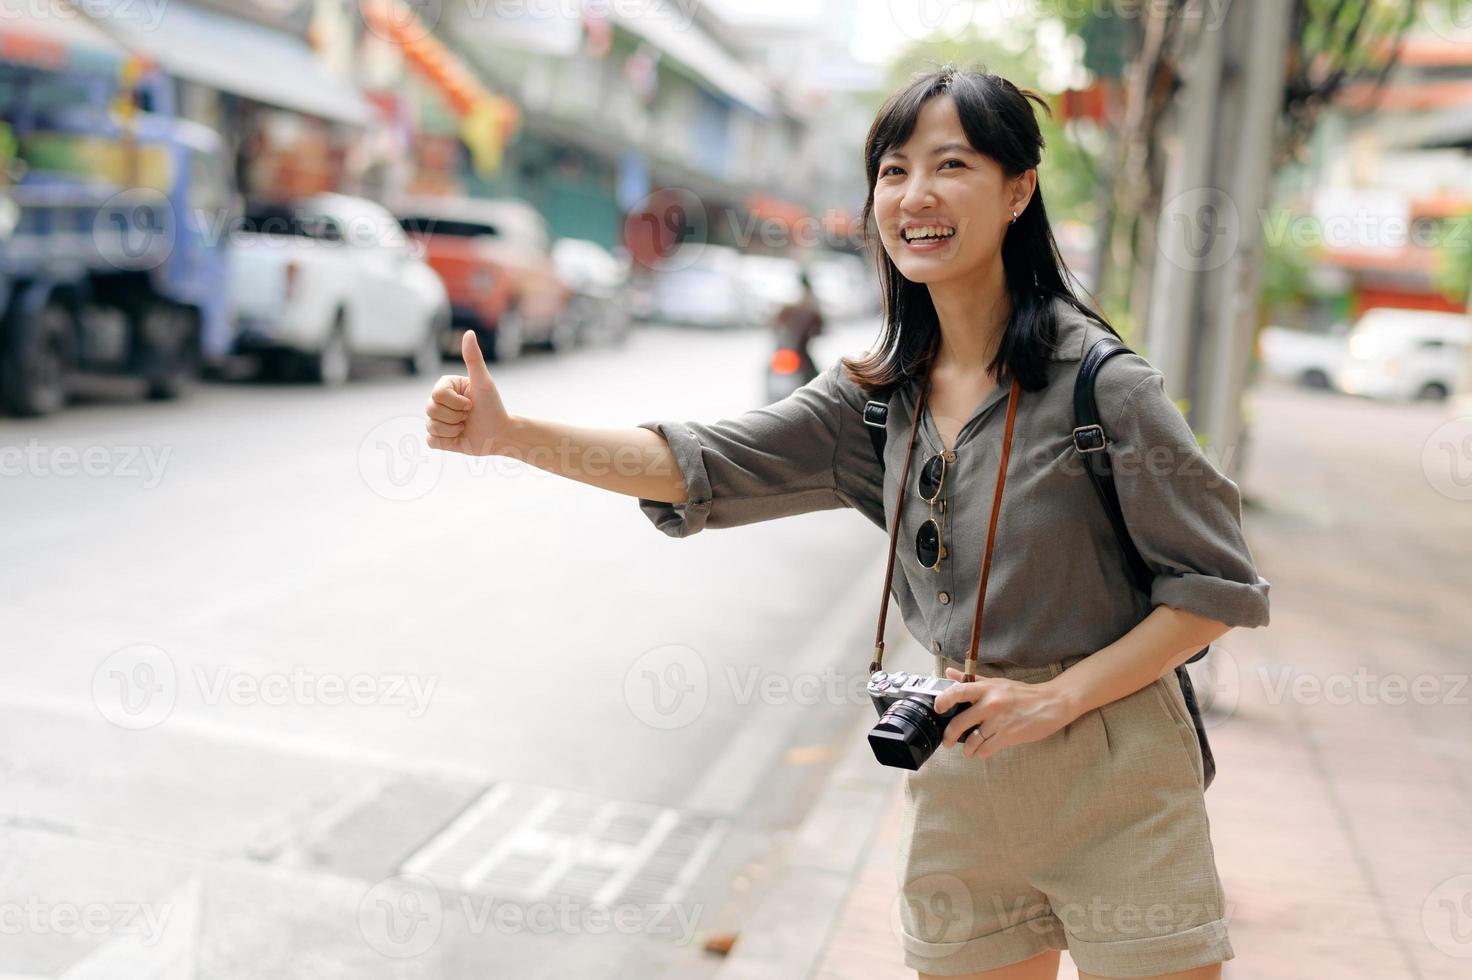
top-left (916, 451), bottom-right (951, 569)
top-left (870, 371), bottom-right (1023, 683)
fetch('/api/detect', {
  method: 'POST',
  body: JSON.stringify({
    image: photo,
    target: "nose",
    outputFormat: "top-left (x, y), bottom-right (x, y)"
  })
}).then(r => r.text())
top-left (899, 170), bottom-right (939, 215)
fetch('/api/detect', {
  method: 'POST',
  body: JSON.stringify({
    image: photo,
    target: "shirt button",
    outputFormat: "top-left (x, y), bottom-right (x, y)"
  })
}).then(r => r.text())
top-left (938, 591), bottom-right (951, 605)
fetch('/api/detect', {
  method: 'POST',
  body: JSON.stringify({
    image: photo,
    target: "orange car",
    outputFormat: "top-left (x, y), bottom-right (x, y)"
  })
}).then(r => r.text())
top-left (391, 195), bottom-right (573, 361)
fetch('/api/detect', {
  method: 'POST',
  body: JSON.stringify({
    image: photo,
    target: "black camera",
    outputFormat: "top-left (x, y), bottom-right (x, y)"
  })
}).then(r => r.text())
top-left (866, 670), bottom-right (978, 770)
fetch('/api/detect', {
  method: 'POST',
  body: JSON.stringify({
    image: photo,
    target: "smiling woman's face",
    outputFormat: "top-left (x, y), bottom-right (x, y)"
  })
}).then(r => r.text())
top-left (873, 95), bottom-right (1032, 286)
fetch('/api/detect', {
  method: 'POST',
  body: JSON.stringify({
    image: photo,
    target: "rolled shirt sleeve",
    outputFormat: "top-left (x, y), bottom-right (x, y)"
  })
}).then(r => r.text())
top-left (1099, 359), bottom-right (1271, 628)
top-left (635, 361), bottom-right (885, 538)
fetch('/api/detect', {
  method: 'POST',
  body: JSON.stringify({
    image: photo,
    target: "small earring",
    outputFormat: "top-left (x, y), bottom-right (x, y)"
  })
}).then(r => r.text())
top-left (1009, 211), bottom-right (1018, 225)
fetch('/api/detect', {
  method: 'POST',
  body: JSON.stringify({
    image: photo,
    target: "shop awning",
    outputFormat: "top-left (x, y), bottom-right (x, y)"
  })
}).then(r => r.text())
top-left (0, 0), bottom-right (139, 75)
top-left (80, 0), bottom-right (373, 126)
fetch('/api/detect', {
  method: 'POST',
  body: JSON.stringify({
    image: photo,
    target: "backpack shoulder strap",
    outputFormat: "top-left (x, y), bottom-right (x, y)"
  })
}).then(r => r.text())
top-left (1074, 336), bottom-right (1153, 593)
top-left (861, 385), bottom-right (896, 468)
top-left (1080, 336), bottom-right (1213, 791)
top-left (1075, 335), bottom-right (1208, 667)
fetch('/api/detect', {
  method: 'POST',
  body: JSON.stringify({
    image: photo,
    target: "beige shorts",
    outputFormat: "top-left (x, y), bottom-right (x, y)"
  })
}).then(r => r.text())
top-left (895, 653), bottom-right (1233, 978)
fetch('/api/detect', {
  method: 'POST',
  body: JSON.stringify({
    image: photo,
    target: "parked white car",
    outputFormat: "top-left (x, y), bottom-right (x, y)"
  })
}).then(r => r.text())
top-left (551, 237), bottom-right (633, 346)
top-left (809, 251), bottom-right (881, 320)
top-left (647, 244), bottom-right (747, 329)
top-left (736, 254), bottom-right (805, 328)
top-left (1334, 307), bottom-right (1471, 401)
top-left (1258, 323), bottom-right (1349, 390)
top-left (229, 192), bottom-right (449, 384)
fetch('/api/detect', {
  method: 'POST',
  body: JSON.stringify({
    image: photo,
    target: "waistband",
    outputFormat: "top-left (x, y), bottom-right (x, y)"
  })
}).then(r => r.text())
top-left (935, 651), bottom-right (1094, 685)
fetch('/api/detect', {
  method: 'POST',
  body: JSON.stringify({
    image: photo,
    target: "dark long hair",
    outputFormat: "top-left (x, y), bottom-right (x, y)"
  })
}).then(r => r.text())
top-left (843, 66), bottom-right (1117, 394)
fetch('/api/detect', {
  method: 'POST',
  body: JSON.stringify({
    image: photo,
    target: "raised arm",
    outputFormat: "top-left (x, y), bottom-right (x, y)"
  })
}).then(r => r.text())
top-left (424, 330), bottom-right (886, 536)
top-left (425, 330), bottom-right (689, 503)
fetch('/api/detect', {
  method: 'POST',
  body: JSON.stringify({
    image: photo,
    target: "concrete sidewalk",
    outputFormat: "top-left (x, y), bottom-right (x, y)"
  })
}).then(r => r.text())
top-left (714, 382), bottom-right (1472, 979)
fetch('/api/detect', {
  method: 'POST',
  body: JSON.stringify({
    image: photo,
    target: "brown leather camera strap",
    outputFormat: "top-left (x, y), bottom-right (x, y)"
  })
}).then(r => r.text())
top-left (870, 372), bottom-right (1023, 683)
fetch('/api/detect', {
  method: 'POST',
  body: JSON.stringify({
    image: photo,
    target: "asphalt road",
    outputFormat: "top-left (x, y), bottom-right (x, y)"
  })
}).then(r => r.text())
top-left (0, 317), bottom-right (917, 979)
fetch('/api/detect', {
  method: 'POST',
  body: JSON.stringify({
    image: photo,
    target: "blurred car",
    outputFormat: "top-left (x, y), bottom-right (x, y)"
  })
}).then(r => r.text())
top-left (1258, 322), bottom-right (1349, 390)
top-left (550, 237), bottom-right (632, 347)
top-left (808, 251), bottom-right (881, 320)
top-left (392, 195), bottom-right (572, 361)
top-left (646, 244), bottom-right (747, 329)
top-left (735, 254), bottom-right (804, 328)
top-left (1334, 307), bottom-right (1471, 401)
top-left (229, 193), bottom-right (448, 385)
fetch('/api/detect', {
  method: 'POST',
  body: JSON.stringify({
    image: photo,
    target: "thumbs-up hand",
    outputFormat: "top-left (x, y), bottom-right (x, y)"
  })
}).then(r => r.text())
top-left (425, 330), bottom-right (511, 456)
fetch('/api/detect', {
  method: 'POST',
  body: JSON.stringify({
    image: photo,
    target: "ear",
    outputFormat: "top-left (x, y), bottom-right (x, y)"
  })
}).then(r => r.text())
top-left (1009, 168), bottom-right (1038, 216)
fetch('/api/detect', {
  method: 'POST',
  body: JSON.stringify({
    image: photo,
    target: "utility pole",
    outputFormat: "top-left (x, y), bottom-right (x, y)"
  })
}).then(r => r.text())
top-left (1201, 0), bottom-right (1293, 472)
top-left (1142, 0), bottom-right (1292, 479)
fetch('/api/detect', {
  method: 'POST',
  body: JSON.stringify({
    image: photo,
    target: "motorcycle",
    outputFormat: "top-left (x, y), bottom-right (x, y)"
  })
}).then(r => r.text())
top-left (765, 341), bottom-right (819, 403)
top-left (764, 281), bottom-right (823, 403)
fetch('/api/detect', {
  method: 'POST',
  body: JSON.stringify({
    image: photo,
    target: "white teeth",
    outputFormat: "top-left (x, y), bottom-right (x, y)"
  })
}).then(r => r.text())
top-left (903, 225), bottom-right (955, 242)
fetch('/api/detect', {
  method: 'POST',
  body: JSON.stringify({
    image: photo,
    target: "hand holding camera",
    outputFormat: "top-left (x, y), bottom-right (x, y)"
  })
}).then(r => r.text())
top-left (867, 666), bottom-right (1076, 770)
top-left (866, 670), bottom-right (982, 770)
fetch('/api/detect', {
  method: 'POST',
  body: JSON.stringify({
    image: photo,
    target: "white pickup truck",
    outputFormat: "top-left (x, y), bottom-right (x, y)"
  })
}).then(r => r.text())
top-left (228, 192), bottom-right (449, 384)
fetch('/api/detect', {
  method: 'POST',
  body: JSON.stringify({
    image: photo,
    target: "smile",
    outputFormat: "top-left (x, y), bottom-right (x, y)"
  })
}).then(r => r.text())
top-left (900, 224), bottom-right (956, 250)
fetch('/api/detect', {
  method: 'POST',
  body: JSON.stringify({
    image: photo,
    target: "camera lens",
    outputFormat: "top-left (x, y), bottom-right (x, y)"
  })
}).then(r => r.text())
top-left (868, 696), bottom-right (944, 770)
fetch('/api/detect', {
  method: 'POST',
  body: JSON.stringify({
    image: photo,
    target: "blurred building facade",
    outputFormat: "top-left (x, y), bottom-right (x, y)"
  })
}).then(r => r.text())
top-left (7, 0), bottom-right (876, 266)
top-left (1280, 27), bottom-right (1472, 323)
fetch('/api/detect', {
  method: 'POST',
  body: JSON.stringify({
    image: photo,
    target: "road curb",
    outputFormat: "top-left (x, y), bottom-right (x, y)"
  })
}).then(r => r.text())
top-left (712, 634), bottom-right (924, 980)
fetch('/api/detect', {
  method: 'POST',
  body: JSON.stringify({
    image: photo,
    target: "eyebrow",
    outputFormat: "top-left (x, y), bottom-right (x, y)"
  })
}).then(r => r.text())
top-left (882, 141), bottom-right (976, 162)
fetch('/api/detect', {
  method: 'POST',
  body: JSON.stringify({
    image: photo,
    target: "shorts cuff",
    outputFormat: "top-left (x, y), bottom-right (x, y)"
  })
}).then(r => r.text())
top-left (901, 914), bottom-right (1066, 976)
top-left (1065, 917), bottom-right (1234, 978)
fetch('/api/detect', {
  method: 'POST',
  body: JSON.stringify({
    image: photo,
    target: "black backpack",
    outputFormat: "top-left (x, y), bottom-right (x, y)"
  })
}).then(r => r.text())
top-left (860, 336), bottom-right (1217, 789)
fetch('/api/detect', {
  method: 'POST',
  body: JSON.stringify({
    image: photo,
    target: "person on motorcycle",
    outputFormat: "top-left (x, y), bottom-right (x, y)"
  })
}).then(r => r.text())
top-left (772, 270), bottom-right (824, 379)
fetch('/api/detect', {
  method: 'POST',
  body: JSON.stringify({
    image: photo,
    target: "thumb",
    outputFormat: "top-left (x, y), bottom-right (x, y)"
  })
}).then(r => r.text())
top-left (944, 667), bottom-right (964, 680)
top-left (461, 330), bottom-right (494, 389)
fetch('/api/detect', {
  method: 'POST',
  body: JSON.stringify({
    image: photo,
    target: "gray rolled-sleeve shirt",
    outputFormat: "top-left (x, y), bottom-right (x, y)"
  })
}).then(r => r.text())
top-left (635, 296), bottom-right (1271, 668)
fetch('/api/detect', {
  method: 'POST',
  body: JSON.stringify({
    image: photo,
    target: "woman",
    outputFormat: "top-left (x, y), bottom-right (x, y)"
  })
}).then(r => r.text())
top-left (423, 66), bottom-right (1270, 980)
